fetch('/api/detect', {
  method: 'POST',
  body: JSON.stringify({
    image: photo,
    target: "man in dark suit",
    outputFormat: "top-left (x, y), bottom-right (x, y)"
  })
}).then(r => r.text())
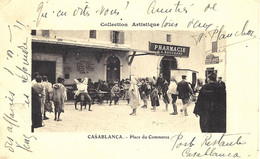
top-left (177, 75), bottom-right (193, 116)
top-left (218, 77), bottom-right (226, 90)
top-left (193, 73), bottom-right (226, 132)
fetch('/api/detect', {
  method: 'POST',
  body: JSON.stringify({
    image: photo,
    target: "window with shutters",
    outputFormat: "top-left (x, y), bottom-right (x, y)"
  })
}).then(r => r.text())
top-left (112, 31), bottom-right (120, 43)
top-left (42, 30), bottom-right (50, 38)
top-left (111, 31), bottom-right (124, 44)
top-left (89, 30), bottom-right (96, 38)
top-left (212, 41), bottom-right (218, 52)
top-left (166, 34), bottom-right (171, 42)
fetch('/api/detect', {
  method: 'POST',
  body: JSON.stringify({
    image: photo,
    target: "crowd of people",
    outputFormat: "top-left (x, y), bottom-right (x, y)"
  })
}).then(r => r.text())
top-left (127, 74), bottom-right (194, 116)
top-left (127, 73), bottom-right (226, 132)
top-left (31, 71), bottom-right (226, 133)
top-left (32, 72), bottom-right (67, 129)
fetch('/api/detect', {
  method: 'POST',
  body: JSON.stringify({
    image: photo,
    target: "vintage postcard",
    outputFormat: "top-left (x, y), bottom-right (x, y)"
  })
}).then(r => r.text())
top-left (0, 0), bottom-right (258, 158)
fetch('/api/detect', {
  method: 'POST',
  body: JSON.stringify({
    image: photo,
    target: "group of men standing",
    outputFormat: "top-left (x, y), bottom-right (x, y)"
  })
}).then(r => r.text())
top-left (32, 72), bottom-right (67, 130)
top-left (137, 74), bottom-right (193, 116)
top-left (137, 73), bottom-right (226, 133)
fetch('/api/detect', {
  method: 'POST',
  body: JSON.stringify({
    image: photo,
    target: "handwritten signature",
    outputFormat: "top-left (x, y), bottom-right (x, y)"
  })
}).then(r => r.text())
top-left (3, 90), bottom-right (37, 153)
top-left (4, 23), bottom-right (31, 83)
top-left (3, 20), bottom-right (37, 154)
top-left (171, 132), bottom-right (248, 158)
top-left (190, 20), bottom-right (256, 53)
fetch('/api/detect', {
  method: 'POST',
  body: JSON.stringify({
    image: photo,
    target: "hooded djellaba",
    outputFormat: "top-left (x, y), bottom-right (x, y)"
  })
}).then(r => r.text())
top-left (53, 77), bottom-right (67, 121)
top-left (193, 73), bottom-right (226, 133)
top-left (129, 75), bottom-right (141, 116)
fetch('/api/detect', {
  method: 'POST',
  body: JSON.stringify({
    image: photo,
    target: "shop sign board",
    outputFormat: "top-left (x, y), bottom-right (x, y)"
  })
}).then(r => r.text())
top-left (149, 42), bottom-right (190, 57)
top-left (205, 54), bottom-right (219, 64)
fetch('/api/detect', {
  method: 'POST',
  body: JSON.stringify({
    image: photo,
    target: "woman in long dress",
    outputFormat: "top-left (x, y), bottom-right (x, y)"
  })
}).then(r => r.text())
top-left (129, 75), bottom-right (141, 116)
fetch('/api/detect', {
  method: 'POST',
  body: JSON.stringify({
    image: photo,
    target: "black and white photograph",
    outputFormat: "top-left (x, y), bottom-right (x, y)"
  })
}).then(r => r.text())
top-left (0, 0), bottom-right (258, 159)
top-left (31, 30), bottom-right (226, 133)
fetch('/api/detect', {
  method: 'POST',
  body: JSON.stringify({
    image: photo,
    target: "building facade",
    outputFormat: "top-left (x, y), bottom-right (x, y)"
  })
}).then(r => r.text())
top-left (32, 30), bottom-right (226, 86)
top-left (204, 36), bottom-right (226, 82)
top-left (32, 30), bottom-right (131, 85)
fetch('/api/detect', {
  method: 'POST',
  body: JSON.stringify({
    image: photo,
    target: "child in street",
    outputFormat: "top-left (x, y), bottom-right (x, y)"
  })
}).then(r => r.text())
top-left (123, 78), bottom-right (131, 104)
top-left (162, 79), bottom-right (169, 111)
top-left (140, 79), bottom-right (149, 109)
top-left (150, 84), bottom-right (160, 111)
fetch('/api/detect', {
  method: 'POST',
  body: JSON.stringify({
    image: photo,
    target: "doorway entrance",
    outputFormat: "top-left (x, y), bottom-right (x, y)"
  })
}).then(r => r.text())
top-left (205, 67), bottom-right (217, 83)
top-left (106, 56), bottom-right (120, 83)
top-left (160, 56), bottom-right (177, 82)
top-left (32, 60), bottom-right (56, 84)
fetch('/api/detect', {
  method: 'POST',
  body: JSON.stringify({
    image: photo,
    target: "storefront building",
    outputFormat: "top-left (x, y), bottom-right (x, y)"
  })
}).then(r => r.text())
top-left (129, 31), bottom-right (206, 86)
top-left (32, 30), bottom-right (226, 86)
top-left (32, 30), bottom-right (131, 85)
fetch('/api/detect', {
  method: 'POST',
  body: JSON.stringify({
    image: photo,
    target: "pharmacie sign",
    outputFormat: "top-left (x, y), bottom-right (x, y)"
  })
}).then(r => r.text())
top-left (149, 42), bottom-right (190, 57)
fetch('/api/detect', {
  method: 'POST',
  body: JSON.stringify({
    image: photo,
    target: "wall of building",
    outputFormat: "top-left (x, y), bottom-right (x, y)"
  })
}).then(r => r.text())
top-left (32, 53), bottom-right (64, 80)
top-left (103, 51), bottom-right (130, 81)
top-left (130, 54), bottom-right (159, 78)
top-left (130, 31), bottom-right (206, 80)
top-left (204, 31), bottom-right (226, 81)
top-left (205, 51), bottom-right (226, 81)
top-left (33, 30), bottom-right (226, 83)
top-left (37, 30), bottom-right (132, 47)
top-left (63, 48), bottom-right (130, 84)
top-left (204, 33), bottom-right (226, 53)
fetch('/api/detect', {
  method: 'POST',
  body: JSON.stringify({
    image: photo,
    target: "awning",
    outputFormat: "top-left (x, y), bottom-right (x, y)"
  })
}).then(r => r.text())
top-left (32, 37), bottom-right (131, 52)
top-left (172, 68), bottom-right (199, 73)
top-left (32, 37), bottom-right (190, 56)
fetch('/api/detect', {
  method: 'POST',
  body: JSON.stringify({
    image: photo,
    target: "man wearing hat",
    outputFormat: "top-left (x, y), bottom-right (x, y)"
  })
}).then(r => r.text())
top-left (217, 77), bottom-right (226, 90)
top-left (193, 73), bottom-right (226, 132)
top-left (177, 75), bottom-right (194, 116)
top-left (110, 81), bottom-right (120, 106)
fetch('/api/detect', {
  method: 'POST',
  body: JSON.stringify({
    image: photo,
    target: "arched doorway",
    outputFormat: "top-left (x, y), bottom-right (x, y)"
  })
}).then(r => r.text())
top-left (106, 56), bottom-right (120, 83)
top-left (160, 56), bottom-right (177, 82)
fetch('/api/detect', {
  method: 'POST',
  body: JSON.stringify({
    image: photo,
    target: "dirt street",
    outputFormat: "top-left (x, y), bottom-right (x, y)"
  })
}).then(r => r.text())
top-left (35, 99), bottom-right (200, 133)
